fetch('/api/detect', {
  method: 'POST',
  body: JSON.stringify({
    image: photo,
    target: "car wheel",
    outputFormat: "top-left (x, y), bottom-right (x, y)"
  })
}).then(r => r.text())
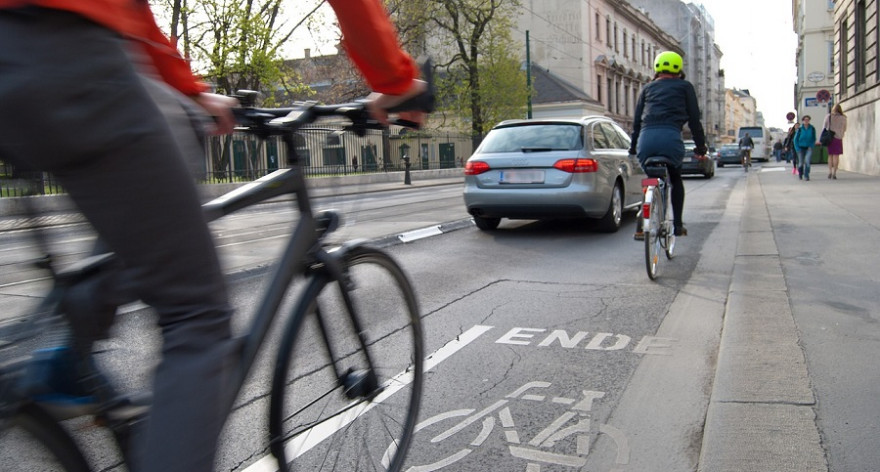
top-left (473, 215), bottom-right (501, 231)
top-left (597, 183), bottom-right (623, 233)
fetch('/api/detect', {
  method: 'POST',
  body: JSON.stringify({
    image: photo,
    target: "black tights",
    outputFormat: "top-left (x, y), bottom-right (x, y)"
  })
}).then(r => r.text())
top-left (668, 165), bottom-right (685, 228)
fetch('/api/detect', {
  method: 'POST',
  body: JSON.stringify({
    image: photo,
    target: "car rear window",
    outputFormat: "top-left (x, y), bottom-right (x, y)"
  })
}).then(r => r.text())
top-left (478, 124), bottom-right (584, 153)
top-left (738, 127), bottom-right (764, 138)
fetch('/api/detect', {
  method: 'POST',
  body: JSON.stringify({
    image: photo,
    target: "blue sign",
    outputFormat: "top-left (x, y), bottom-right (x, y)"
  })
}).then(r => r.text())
top-left (805, 97), bottom-right (818, 107)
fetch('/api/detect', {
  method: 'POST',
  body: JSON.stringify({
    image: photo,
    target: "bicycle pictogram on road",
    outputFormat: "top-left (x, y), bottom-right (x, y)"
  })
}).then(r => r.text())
top-left (385, 381), bottom-right (630, 472)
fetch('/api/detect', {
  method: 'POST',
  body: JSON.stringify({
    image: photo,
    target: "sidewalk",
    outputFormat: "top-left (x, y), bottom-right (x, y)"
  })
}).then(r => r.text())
top-left (700, 161), bottom-right (880, 471)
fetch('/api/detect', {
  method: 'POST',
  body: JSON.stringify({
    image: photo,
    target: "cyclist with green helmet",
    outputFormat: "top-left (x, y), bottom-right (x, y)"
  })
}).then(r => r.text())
top-left (630, 51), bottom-right (707, 238)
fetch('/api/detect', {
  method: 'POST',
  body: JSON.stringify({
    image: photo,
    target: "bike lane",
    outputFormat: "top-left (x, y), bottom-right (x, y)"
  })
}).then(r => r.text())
top-left (385, 174), bottom-right (739, 472)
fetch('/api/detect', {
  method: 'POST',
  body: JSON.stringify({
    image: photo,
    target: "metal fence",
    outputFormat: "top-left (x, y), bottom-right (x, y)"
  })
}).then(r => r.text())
top-left (1, 127), bottom-right (478, 197)
top-left (0, 162), bottom-right (64, 197)
top-left (202, 126), bottom-right (476, 184)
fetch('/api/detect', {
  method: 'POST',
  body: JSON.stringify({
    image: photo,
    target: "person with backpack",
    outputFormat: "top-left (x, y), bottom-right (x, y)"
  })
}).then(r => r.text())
top-left (793, 115), bottom-right (818, 181)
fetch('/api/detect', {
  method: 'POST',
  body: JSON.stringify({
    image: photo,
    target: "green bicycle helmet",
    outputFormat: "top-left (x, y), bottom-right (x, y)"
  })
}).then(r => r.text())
top-left (654, 51), bottom-right (683, 74)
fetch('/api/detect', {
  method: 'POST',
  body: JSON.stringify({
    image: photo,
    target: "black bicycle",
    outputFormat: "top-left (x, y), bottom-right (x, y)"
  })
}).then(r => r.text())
top-left (641, 157), bottom-right (676, 280)
top-left (0, 84), bottom-right (434, 471)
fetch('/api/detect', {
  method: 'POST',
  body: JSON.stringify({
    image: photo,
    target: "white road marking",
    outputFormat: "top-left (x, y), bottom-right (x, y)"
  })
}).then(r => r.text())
top-left (398, 225), bottom-right (443, 243)
top-left (242, 324), bottom-right (494, 472)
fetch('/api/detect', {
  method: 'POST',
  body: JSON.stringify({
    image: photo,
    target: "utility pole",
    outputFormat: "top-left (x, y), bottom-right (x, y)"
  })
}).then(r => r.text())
top-left (526, 30), bottom-right (532, 119)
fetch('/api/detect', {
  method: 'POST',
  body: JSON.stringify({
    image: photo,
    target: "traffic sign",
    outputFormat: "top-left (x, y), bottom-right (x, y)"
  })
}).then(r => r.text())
top-left (816, 89), bottom-right (832, 103)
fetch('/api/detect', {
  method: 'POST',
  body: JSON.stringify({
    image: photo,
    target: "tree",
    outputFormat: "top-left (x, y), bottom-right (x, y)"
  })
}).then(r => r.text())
top-left (398, 0), bottom-right (528, 138)
top-left (151, 0), bottom-right (324, 176)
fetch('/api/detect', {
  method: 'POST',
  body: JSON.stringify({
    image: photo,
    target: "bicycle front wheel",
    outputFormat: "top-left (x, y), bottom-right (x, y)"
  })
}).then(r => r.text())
top-left (644, 186), bottom-right (662, 280)
top-left (269, 246), bottom-right (423, 472)
top-left (0, 402), bottom-right (90, 472)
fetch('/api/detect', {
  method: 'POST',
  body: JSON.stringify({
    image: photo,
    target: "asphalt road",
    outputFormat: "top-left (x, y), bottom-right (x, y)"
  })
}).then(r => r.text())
top-left (4, 163), bottom-right (878, 471)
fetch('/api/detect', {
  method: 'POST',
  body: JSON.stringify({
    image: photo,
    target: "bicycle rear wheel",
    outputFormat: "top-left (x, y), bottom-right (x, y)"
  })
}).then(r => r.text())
top-left (269, 245), bottom-right (423, 472)
top-left (0, 402), bottom-right (90, 472)
top-left (644, 186), bottom-right (662, 280)
top-left (663, 190), bottom-right (676, 260)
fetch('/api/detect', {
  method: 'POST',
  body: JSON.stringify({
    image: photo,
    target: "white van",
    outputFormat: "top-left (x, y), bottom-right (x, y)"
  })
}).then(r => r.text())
top-left (737, 126), bottom-right (771, 162)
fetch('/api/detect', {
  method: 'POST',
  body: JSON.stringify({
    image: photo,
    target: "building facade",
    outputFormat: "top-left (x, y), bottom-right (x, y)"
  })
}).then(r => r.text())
top-left (792, 0), bottom-right (836, 130)
top-left (627, 0), bottom-right (726, 146)
top-left (832, 0), bottom-right (880, 174)
top-left (516, 0), bottom-right (681, 131)
top-left (723, 89), bottom-right (758, 144)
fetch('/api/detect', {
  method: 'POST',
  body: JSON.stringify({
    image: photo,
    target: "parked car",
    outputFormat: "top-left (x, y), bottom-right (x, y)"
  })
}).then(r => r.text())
top-left (681, 140), bottom-right (714, 178)
top-left (463, 116), bottom-right (644, 232)
top-left (716, 143), bottom-right (742, 167)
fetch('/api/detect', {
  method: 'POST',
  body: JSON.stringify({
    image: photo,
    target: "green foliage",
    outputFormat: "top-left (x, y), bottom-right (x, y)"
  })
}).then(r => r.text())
top-left (416, 0), bottom-right (526, 136)
top-left (150, 0), bottom-right (313, 104)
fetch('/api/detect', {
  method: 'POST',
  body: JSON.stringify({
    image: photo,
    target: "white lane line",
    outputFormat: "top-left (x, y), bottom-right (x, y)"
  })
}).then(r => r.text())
top-left (242, 324), bottom-right (495, 472)
top-left (398, 226), bottom-right (444, 243)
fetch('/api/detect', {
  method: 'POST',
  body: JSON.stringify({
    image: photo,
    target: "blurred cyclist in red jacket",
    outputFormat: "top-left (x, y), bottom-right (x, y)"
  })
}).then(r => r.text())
top-left (0, 1), bottom-right (424, 470)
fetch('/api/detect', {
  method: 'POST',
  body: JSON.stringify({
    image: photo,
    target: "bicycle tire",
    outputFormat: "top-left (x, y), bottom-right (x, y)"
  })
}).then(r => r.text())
top-left (269, 245), bottom-right (423, 472)
top-left (0, 402), bottom-right (90, 472)
top-left (644, 186), bottom-right (662, 280)
top-left (663, 188), bottom-right (676, 260)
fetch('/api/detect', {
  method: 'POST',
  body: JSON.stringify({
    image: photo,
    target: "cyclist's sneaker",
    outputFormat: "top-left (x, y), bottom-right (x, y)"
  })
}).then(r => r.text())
top-left (674, 225), bottom-right (688, 237)
top-left (23, 346), bottom-right (99, 419)
top-left (633, 230), bottom-right (645, 241)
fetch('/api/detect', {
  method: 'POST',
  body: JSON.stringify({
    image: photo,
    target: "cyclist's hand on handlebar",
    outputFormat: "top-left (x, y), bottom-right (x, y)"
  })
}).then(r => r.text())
top-left (194, 93), bottom-right (239, 135)
top-left (366, 79), bottom-right (428, 127)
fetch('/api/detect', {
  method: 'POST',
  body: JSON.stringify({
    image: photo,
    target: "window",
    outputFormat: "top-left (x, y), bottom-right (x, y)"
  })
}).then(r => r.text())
top-left (840, 19), bottom-right (848, 92)
top-left (641, 40), bottom-right (646, 65)
top-left (606, 17), bottom-right (612, 46)
top-left (595, 12), bottom-right (601, 40)
top-left (614, 23), bottom-right (619, 52)
top-left (855, 0), bottom-right (866, 86)
top-left (597, 75), bottom-right (603, 104)
top-left (828, 40), bottom-right (835, 75)
top-left (591, 124), bottom-right (611, 150)
top-left (623, 30), bottom-right (628, 57)
top-left (607, 77), bottom-right (613, 111)
top-left (598, 122), bottom-right (628, 150)
top-left (479, 124), bottom-right (584, 153)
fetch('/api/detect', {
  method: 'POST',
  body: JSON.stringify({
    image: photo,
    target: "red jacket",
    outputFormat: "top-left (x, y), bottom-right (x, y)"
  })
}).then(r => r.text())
top-left (2, 0), bottom-right (417, 96)
top-left (0, 0), bottom-right (206, 95)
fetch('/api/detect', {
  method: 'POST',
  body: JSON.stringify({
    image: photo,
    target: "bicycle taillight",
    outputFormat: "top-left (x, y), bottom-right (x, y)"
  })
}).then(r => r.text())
top-left (642, 202), bottom-right (651, 219)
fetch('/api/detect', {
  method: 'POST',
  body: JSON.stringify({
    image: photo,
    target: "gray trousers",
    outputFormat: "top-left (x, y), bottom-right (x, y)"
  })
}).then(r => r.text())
top-left (0, 9), bottom-right (235, 471)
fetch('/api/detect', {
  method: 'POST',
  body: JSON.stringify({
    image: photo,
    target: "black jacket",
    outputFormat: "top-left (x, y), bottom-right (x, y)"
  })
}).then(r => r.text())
top-left (630, 77), bottom-right (707, 155)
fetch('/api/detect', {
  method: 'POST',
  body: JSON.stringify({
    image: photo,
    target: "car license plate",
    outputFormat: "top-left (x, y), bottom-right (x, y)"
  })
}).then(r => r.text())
top-left (500, 170), bottom-right (544, 184)
top-left (682, 156), bottom-right (692, 162)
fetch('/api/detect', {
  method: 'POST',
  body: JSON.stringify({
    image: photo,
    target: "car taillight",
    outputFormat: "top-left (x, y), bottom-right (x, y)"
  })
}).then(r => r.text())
top-left (553, 158), bottom-right (598, 173)
top-left (465, 160), bottom-right (490, 175)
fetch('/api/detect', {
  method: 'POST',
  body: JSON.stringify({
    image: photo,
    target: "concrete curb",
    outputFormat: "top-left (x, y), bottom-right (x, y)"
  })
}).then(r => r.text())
top-left (698, 171), bottom-right (828, 471)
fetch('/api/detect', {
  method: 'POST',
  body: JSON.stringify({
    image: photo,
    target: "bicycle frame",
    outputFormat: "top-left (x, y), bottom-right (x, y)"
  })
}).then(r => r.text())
top-left (641, 157), bottom-right (675, 280)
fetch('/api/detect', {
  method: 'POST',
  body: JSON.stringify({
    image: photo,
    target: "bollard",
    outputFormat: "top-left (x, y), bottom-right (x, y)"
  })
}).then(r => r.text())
top-left (403, 155), bottom-right (412, 185)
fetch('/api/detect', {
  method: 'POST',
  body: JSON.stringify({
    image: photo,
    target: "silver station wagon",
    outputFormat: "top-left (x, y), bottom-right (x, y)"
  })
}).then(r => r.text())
top-left (463, 116), bottom-right (645, 232)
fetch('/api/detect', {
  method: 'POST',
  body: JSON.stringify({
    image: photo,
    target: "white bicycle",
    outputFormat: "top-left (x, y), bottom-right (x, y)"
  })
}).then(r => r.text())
top-left (387, 381), bottom-right (630, 472)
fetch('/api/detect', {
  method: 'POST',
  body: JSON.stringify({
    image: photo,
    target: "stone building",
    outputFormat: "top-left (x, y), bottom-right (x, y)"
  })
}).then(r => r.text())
top-left (516, 0), bottom-right (681, 131)
top-left (829, 0), bottom-right (879, 174)
top-left (626, 0), bottom-right (726, 146)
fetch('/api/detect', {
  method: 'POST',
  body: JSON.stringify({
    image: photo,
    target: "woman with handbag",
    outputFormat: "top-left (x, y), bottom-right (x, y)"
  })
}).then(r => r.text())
top-left (823, 104), bottom-right (847, 179)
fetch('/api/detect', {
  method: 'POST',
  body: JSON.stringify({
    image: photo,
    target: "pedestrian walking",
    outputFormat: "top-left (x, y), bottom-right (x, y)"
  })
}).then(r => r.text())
top-left (793, 115), bottom-right (818, 181)
top-left (773, 140), bottom-right (783, 162)
top-left (783, 122), bottom-right (798, 172)
top-left (823, 104), bottom-right (847, 179)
